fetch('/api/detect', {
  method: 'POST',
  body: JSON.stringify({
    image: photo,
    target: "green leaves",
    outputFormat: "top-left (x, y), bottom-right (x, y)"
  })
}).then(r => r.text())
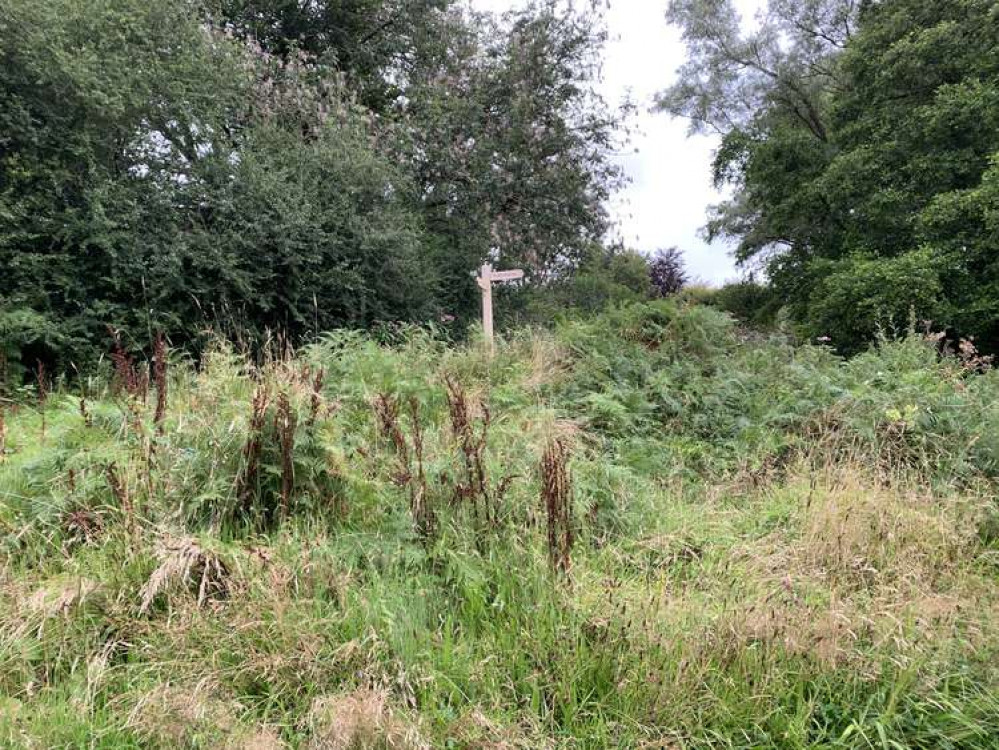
top-left (805, 249), bottom-right (949, 351)
top-left (1, 0), bottom-right (626, 375)
top-left (664, 0), bottom-right (999, 353)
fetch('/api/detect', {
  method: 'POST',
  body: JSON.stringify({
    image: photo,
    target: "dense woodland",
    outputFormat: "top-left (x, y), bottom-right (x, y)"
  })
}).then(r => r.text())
top-left (2, 0), bottom-right (998, 377)
top-left (1, 0), bottom-right (628, 376)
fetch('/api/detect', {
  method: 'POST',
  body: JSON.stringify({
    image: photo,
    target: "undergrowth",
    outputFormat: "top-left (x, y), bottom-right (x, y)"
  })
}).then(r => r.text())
top-left (1, 301), bottom-right (998, 748)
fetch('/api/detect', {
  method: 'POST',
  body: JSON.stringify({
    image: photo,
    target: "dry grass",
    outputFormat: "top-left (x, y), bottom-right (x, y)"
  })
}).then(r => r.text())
top-left (541, 437), bottom-right (573, 574)
top-left (139, 535), bottom-right (233, 614)
top-left (565, 461), bottom-right (998, 710)
top-left (24, 577), bottom-right (104, 620)
top-left (519, 334), bottom-right (571, 392)
top-left (123, 682), bottom-right (284, 748)
top-left (306, 689), bottom-right (427, 750)
top-left (797, 475), bottom-right (968, 589)
top-left (721, 464), bottom-right (993, 672)
top-left (444, 709), bottom-right (543, 749)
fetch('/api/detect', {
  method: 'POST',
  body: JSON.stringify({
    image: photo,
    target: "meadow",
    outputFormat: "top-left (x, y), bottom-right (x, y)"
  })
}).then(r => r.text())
top-left (2, 301), bottom-right (998, 749)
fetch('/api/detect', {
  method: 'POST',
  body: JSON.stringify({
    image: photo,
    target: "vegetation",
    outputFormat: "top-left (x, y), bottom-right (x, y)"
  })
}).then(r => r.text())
top-left (704, 280), bottom-right (783, 330)
top-left (0, 0), bottom-right (625, 372)
top-left (3, 0), bottom-right (999, 745)
top-left (661, 0), bottom-right (999, 353)
top-left (2, 301), bottom-right (999, 748)
top-left (648, 248), bottom-right (689, 298)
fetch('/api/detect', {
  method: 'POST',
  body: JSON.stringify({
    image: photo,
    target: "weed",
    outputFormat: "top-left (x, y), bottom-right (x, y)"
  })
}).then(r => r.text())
top-left (62, 503), bottom-right (105, 548)
top-left (153, 331), bottom-right (168, 430)
top-left (236, 384), bottom-right (271, 517)
top-left (373, 392), bottom-right (435, 539)
top-left (104, 461), bottom-right (133, 533)
top-left (139, 536), bottom-right (232, 615)
top-left (275, 390), bottom-right (297, 520)
top-left (2, 304), bottom-right (998, 748)
top-left (374, 392), bottom-right (408, 461)
top-left (306, 689), bottom-right (428, 749)
top-left (541, 437), bottom-right (573, 575)
top-left (79, 394), bottom-right (92, 427)
top-left (36, 359), bottom-right (47, 441)
top-left (109, 326), bottom-right (147, 401)
top-left (307, 366), bottom-right (325, 429)
top-left (407, 396), bottom-right (433, 540)
top-left (443, 374), bottom-right (495, 524)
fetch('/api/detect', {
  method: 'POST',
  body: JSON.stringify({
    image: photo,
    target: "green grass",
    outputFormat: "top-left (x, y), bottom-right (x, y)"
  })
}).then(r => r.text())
top-left (2, 302), bottom-right (998, 748)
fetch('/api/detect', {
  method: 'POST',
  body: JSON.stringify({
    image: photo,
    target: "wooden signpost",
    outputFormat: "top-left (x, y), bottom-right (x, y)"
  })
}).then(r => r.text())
top-left (476, 263), bottom-right (524, 355)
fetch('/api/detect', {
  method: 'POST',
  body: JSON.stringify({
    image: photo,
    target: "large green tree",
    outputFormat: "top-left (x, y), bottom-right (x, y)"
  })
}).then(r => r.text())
top-left (661, 0), bottom-right (999, 352)
top-left (212, 0), bottom-right (449, 110)
top-left (0, 0), bottom-right (435, 371)
top-left (0, 0), bottom-right (625, 376)
top-left (400, 3), bottom-right (626, 312)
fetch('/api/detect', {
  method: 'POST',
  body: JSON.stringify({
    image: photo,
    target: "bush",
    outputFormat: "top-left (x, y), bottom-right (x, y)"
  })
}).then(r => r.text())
top-left (648, 247), bottom-right (688, 297)
top-left (710, 280), bottom-right (782, 328)
top-left (802, 249), bottom-right (949, 353)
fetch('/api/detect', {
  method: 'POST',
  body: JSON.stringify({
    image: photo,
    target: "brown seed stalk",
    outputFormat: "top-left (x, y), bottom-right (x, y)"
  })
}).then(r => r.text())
top-left (105, 461), bottom-right (134, 536)
top-left (408, 396), bottom-right (434, 539)
top-left (236, 385), bottom-right (271, 512)
top-left (443, 374), bottom-right (495, 523)
top-left (79, 395), bottom-right (92, 427)
top-left (274, 390), bottom-right (296, 519)
top-left (153, 331), bottom-right (168, 430)
top-left (541, 437), bottom-right (573, 575)
top-left (307, 367), bottom-right (325, 428)
top-left (36, 360), bottom-right (48, 441)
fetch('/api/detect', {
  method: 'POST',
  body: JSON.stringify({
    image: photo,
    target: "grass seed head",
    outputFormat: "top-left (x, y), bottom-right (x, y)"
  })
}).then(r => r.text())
top-left (139, 536), bottom-right (232, 615)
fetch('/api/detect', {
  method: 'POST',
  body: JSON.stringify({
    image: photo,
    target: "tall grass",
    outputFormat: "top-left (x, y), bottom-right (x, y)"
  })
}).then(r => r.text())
top-left (1, 302), bottom-right (998, 748)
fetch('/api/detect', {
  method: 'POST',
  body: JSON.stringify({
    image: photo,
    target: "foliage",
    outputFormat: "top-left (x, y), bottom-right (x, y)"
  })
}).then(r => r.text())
top-left (0, 0), bottom-right (625, 376)
top-left (804, 249), bottom-right (948, 344)
top-left (648, 246), bottom-right (689, 297)
top-left (398, 2), bottom-right (627, 293)
top-left (3, 305), bottom-right (999, 746)
top-left (500, 246), bottom-right (654, 327)
top-left (709, 279), bottom-right (782, 328)
top-left (212, 0), bottom-right (449, 110)
top-left (661, 0), bottom-right (999, 353)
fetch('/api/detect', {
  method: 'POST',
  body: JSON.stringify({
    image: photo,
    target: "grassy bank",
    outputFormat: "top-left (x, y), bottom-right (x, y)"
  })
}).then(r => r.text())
top-left (2, 302), bottom-right (998, 748)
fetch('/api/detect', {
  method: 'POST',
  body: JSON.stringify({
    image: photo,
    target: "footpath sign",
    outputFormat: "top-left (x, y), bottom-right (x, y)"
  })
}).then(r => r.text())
top-left (476, 263), bottom-right (524, 355)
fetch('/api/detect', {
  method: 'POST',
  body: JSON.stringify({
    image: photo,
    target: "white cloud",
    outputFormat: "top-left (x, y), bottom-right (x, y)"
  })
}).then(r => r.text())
top-left (467, 0), bottom-right (763, 285)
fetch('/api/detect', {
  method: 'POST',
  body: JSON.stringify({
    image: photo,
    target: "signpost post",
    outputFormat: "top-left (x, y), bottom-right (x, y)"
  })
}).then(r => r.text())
top-left (476, 263), bottom-right (524, 356)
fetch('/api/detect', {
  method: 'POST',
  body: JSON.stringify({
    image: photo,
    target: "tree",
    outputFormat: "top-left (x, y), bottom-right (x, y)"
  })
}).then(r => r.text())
top-left (659, 0), bottom-right (853, 142)
top-left (658, 0), bottom-right (856, 266)
top-left (211, 0), bottom-right (449, 110)
top-left (660, 0), bottom-right (999, 352)
top-left (0, 0), bottom-right (434, 368)
top-left (1, 0), bottom-right (250, 364)
top-left (399, 1), bottom-right (627, 316)
top-left (0, 0), bottom-right (628, 375)
top-left (649, 248), bottom-right (689, 297)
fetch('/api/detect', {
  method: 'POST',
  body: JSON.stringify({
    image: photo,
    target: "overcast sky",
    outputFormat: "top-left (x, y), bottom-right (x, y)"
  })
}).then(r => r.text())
top-left (469, 0), bottom-right (763, 285)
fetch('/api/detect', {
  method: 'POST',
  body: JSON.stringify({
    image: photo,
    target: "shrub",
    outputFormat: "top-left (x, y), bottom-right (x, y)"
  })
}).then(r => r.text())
top-left (711, 280), bottom-right (782, 328)
top-left (648, 247), bottom-right (689, 297)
